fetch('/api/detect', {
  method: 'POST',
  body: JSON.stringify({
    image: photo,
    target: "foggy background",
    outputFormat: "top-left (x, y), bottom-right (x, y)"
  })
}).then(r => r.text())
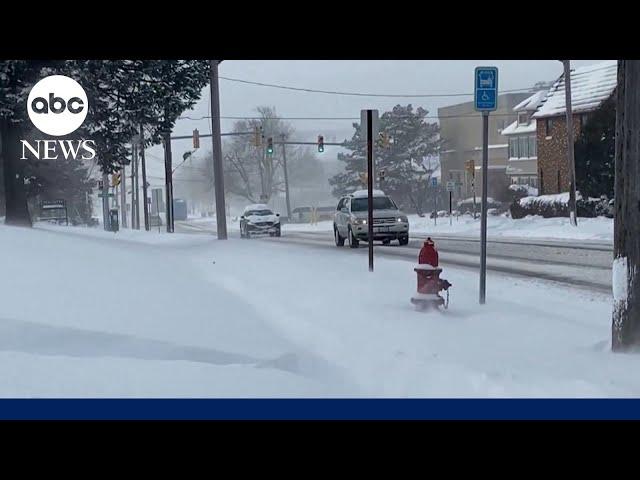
top-left (141, 60), bottom-right (606, 216)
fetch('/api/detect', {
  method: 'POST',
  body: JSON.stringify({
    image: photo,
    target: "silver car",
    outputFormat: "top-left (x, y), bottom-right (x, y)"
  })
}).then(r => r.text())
top-left (333, 191), bottom-right (409, 248)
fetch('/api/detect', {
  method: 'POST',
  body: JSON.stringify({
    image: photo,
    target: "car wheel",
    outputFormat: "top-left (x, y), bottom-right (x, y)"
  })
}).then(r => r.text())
top-left (399, 235), bottom-right (409, 246)
top-left (348, 226), bottom-right (359, 248)
top-left (275, 227), bottom-right (281, 237)
top-left (334, 226), bottom-right (345, 246)
top-left (382, 239), bottom-right (391, 245)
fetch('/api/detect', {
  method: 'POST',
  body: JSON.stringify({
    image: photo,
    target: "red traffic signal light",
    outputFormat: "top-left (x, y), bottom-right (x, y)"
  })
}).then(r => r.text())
top-left (318, 135), bottom-right (324, 152)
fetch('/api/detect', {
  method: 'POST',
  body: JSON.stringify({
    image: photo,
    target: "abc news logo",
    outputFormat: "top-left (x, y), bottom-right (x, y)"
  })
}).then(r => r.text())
top-left (21, 75), bottom-right (96, 161)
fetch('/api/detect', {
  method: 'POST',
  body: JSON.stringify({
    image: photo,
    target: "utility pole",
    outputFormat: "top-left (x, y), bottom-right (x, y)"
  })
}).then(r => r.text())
top-left (281, 133), bottom-right (292, 220)
top-left (130, 143), bottom-right (136, 229)
top-left (101, 171), bottom-right (109, 231)
top-left (612, 60), bottom-right (640, 351)
top-left (209, 59), bottom-right (227, 240)
top-left (562, 60), bottom-right (578, 226)
top-left (120, 162), bottom-right (127, 228)
top-left (140, 125), bottom-right (150, 231)
top-left (163, 130), bottom-right (174, 233)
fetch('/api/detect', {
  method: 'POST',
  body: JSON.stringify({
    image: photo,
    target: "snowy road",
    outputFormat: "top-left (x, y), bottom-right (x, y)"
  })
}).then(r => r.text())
top-left (176, 221), bottom-right (613, 293)
top-left (2, 222), bottom-right (637, 397)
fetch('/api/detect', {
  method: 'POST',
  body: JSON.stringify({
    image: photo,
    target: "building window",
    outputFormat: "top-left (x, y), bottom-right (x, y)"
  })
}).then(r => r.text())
top-left (530, 177), bottom-right (538, 188)
top-left (545, 118), bottom-right (552, 137)
top-left (528, 136), bottom-right (536, 158)
top-left (519, 136), bottom-right (528, 158)
top-left (509, 138), bottom-right (518, 158)
top-left (518, 112), bottom-right (529, 125)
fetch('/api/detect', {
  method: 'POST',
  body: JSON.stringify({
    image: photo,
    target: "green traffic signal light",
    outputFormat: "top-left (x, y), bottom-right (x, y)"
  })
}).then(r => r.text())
top-left (266, 137), bottom-right (274, 156)
top-left (318, 145), bottom-right (324, 153)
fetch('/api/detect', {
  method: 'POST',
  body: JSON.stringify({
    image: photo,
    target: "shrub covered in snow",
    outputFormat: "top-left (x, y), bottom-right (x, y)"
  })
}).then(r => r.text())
top-left (509, 192), bottom-right (614, 219)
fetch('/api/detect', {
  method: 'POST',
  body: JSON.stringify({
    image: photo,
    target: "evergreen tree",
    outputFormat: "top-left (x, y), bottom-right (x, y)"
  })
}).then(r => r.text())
top-left (575, 96), bottom-right (615, 199)
top-left (1, 60), bottom-right (211, 225)
top-left (328, 104), bottom-right (440, 214)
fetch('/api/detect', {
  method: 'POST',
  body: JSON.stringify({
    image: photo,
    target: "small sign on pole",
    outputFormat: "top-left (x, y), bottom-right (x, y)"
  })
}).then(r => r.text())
top-left (474, 67), bottom-right (498, 112)
top-left (475, 66), bottom-right (499, 305)
top-left (446, 181), bottom-right (455, 191)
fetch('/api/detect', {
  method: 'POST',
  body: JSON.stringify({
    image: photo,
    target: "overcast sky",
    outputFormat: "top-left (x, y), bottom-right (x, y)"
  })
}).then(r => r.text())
top-left (144, 60), bottom-right (609, 184)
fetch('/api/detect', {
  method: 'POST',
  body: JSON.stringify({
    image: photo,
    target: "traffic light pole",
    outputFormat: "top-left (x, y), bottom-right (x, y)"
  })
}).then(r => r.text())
top-left (281, 134), bottom-right (292, 220)
top-left (163, 131), bottom-right (174, 233)
top-left (210, 59), bottom-right (228, 240)
top-left (140, 125), bottom-right (150, 231)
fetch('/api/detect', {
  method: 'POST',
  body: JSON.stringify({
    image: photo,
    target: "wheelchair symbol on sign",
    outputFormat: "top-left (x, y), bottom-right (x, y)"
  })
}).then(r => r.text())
top-left (481, 91), bottom-right (490, 101)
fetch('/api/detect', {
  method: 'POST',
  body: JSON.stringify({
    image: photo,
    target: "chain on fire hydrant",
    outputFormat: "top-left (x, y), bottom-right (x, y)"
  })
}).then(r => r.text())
top-left (410, 237), bottom-right (452, 311)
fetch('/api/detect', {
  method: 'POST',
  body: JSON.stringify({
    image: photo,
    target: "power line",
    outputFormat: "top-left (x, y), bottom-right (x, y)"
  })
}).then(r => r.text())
top-left (219, 76), bottom-right (534, 98)
top-left (178, 113), bottom-right (522, 121)
top-left (218, 64), bottom-right (614, 99)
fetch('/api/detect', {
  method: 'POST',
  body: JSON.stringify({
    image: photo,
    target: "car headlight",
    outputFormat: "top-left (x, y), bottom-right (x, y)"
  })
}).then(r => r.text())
top-left (397, 216), bottom-right (408, 223)
top-left (353, 218), bottom-right (366, 225)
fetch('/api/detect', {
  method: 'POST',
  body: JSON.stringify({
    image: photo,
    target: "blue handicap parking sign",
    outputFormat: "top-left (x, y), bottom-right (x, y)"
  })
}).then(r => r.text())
top-left (475, 67), bottom-right (498, 111)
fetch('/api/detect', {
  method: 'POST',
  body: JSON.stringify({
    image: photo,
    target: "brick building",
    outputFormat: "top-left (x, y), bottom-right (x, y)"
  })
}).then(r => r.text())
top-left (532, 60), bottom-right (617, 195)
top-left (502, 90), bottom-right (546, 189)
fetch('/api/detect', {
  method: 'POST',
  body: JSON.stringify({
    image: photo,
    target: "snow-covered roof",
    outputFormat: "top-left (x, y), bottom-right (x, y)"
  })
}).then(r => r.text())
top-left (351, 189), bottom-right (386, 198)
top-left (513, 91), bottom-right (547, 112)
top-left (501, 119), bottom-right (537, 135)
top-left (533, 61), bottom-right (617, 119)
top-left (243, 204), bottom-right (270, 212)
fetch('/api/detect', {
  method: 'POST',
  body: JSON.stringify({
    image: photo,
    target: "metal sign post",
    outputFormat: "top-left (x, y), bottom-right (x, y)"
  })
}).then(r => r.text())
top-left (361, 109), bottom-right (379, 272)
top-left (432, 177), bottom-right (438, 226)
top-left (474, 66), bottom-right (498, 305)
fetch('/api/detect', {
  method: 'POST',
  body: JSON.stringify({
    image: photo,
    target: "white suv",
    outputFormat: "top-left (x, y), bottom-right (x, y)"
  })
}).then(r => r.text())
top-left (333, 190), bottom-right (409, 248)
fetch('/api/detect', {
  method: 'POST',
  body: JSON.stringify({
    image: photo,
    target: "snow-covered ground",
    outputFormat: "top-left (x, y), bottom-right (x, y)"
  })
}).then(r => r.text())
top-left (0, 222), bottom-right (634, 397)
top-left (284, 214), bottom-right (614, 243)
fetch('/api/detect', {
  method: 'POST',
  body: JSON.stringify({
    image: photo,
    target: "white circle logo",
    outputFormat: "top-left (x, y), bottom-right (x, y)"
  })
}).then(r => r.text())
top-left (27, 75), bottom-right (88, 136)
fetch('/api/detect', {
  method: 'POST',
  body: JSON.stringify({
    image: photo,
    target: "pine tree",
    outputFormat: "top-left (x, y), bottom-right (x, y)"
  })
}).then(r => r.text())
top-left (575, 96), bottom-right (615, 199)
top-left (1, 60), bottom-right (211, 226)
top-left (328, 104), bottom-right (440, 214)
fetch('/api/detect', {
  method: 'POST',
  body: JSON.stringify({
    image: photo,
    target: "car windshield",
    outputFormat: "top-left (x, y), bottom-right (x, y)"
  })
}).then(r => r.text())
top-left (350, 197), bottom-right (397, 212)
top-left (245, 209), bottom-right (273, 216)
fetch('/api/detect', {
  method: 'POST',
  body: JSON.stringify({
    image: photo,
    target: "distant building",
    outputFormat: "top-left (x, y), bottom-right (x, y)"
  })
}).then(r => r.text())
top-left (532, 60), bottom-right (617, 195)
top-left (501, 90), bottom-right (547, 189)
top-left (438, 92), bottom-right (529, 201)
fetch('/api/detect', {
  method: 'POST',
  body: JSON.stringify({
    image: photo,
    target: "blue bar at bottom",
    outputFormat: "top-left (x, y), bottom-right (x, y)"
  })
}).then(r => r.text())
top-left (0, 399), bottom-right (639, 420)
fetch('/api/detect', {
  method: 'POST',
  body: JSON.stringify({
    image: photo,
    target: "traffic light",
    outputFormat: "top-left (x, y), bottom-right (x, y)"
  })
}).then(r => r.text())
top-left (192, 129), bottom-right (200, 149)
top-left (379, 169), bottom-right (386, 181)
top-left (465, 159), bottom-right (475, 177)
top-left (317, 135), bottom-right (324, 153)
top-left (111, 172), bottom-right (121, 187)
top-left (266, 137), bottom-right (274, 156)
top-left (254, 126), bottom-right (263, 147)
top-left (98, 180), bottom-right (104, 190)
top-left (111, 172), bottom-right (122, 187)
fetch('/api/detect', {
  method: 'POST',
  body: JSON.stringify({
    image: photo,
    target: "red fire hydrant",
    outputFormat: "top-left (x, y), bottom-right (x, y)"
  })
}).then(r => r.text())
top-left (411, 237), bottom-right (452, 310)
